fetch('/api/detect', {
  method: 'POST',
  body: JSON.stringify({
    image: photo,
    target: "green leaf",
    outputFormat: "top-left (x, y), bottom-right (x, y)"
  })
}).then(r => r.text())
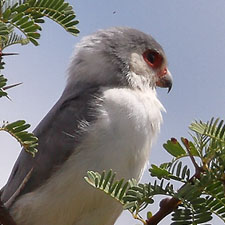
top-left (119, 181), bottom-right (129, 200)
top-left (11, 12), bottom-right (24, 23)
top-left (64, 20), bottom-right (79, 28)
top-left (15, 16), bottom-right (29, 26)
top-left (0, 22), bottom-right (10, 37)
top-left (99, 170), bottom-right (105, 188)
top-left (149, 164), bottom-right (171, 179)
top-left (26, 0), bottom-right (79, 35)
top-left (123, 195), bottom-right (138, 202)
top-left (103, 170), bottom-right (112, 190)
top-left (61, 14), bottom-right (76, 24)
top-left (57, 2), bottom-right (69, 11)
top-left (147, 211), bottom-right (153, 219)
top-left (123, 201), bottom-right (135, 210)
top-left (67, 27), bottom-right (80, 34)
top-left (84, 171), bottom-right (98, 186)
top-left (29, 37), bottom-right (39, 46)
top-left (188, 141), bottom-right (201, 157)
top-left (114, 179), bottom-right (124, 197)
top-left (176, 162), bottom-right (182, 177)
top-left (0, 90), bottom-right (8, 97)
top-left (54, 0), bottom-right (65, 10)
top-left (108, 172), bottom-right (116, 193)
top-left (163, 138), bottom-right (186, 157)
top-left (13, 123), bottom-right (31, 132)
top-left (0, 74), bottom-right (8, 89)
top-left (20, 21), bottom-right (34, 29)
top-left (5, 120), bottom-right (26, 129)
top-left (15, 4), bottom-right (29, 13)
top-left (24, 25), bottom-right (39, 33)
top-left (27, 32), bottom-right (40, 39)
top-left (34, 18), bottom-right (45, 23)
top-left (2, 8), bottom-right (12, 20)
top-left (1, 120), bottom-right (38, 156)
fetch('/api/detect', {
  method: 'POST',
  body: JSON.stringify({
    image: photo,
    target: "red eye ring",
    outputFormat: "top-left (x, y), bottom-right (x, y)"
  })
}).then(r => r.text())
top-left (143, 50), bottom-right (163, 69)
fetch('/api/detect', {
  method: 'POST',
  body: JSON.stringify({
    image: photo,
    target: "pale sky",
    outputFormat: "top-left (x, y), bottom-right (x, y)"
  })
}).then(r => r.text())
top-left (1, 0), bottom-right (225, 224)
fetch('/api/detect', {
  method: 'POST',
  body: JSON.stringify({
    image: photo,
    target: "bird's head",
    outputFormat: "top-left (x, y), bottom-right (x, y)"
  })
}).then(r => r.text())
top-left (68, 27), bottom-right (172, 92)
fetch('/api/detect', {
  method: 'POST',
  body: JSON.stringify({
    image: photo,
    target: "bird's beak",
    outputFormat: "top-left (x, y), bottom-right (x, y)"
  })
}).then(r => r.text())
top-left (156, 68), bottom-right (173, 93)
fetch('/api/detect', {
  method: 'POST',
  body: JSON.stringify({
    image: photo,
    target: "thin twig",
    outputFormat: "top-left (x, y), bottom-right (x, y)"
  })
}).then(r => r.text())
top-left (182, 137), bottom-right (204, 179)
top-left (0, 197), bottom-right (17, 225)
top-left (182, 138), bottom-right (200, 171)
top-left (5, 168), bottom-right (33, 208)
top-left (3, 83), bottom-right (22, 90)
top-left (146, 198), bottom-right (181, 225)
top-left (0, 53), bottom-right (19, 57)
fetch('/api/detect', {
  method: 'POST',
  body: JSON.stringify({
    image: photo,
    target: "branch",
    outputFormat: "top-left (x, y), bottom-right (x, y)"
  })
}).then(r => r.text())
top-left (146, 197), bottom-right (181, 225)
top-left (5, 168), bottom-right (33, 208)
top-left (3, 83), bottom-right (22, 90)
top-left (0, 168), bottom-right (33, 225)
top-left (0, 53), bottom-right (19, 57)
top-left (181, 138), bottom-right (200, 172)
top-left (0, 198), bottom-right (17, 225)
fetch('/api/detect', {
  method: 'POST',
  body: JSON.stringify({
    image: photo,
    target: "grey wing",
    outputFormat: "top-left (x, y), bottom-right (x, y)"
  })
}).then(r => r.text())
top-left (1, 85), bottom-right (102, 204)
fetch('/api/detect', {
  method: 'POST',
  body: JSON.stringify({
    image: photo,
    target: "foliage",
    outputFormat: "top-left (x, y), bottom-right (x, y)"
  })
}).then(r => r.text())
top-left (85, 118), bottom-right (225, 224)
top-left (0, 0), bottom-right (79, 156)
top-left (0, 0), bottom-right (79, 49)
top-left (0, 120), bottom-right (38, 156)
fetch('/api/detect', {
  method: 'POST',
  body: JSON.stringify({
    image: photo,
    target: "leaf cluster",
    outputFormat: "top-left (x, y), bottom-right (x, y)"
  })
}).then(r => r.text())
top-left (85, 170), bottom-right (175, 223)
top-left (0, 0), bottom-right (79, 48)
top-left (0, 120), bottom-right (38, 156)
top-left (85, 118), bottom-right (225, 224)
top-left (150, 118), bottom-right (225, 224)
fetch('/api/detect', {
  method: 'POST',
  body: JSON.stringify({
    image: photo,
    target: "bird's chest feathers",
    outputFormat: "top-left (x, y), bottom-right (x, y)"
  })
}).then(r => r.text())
top-left (82, 87), bottom-right (164, 180)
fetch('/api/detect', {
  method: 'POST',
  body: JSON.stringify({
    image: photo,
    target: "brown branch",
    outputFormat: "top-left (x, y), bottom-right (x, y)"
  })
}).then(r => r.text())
top-left (0, 53), bottom-right (19, 57)
top-left (146, 175), bottom-right (204, 224)
top-left (181, 138), bottom-right (204, 180)
top-left (0, 198), bottom-right (17, 225)
top-left (147, 170), bottom-right (204, 225)
top-left (146, 197), bottom-right (181, 225)
top-left (5, 168), bottom-right (33, 208)
top-left (0, 168), bottom-right (33, 225)
top-left (181, 138), bottom-right (200, 172)
top-left (2, 83), bottom-right (22, 91)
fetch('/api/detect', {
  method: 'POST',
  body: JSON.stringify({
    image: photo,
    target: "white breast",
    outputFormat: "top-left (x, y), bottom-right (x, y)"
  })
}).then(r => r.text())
top-left (11, 87), bottom-right (164, 225)
top-left (90, 87), bottom-right (164, 180)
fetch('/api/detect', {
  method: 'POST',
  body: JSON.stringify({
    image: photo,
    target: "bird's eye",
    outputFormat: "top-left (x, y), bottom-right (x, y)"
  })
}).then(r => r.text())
top-left (143, 50), bottom-right (162, 69)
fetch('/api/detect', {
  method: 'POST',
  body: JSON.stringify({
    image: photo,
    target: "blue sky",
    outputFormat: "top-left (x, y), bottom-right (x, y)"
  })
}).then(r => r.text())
top-left (1, 0), bottom-right (225, 224)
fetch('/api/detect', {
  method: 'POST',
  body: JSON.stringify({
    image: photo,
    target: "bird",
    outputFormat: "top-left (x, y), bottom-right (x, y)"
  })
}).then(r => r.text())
top-left (1, 27), bottom-right (172, 225)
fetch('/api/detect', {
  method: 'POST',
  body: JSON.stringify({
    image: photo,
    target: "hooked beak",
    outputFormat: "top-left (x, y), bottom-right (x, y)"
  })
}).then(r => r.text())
top-left (156, 68), bottom-right (173, 93)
